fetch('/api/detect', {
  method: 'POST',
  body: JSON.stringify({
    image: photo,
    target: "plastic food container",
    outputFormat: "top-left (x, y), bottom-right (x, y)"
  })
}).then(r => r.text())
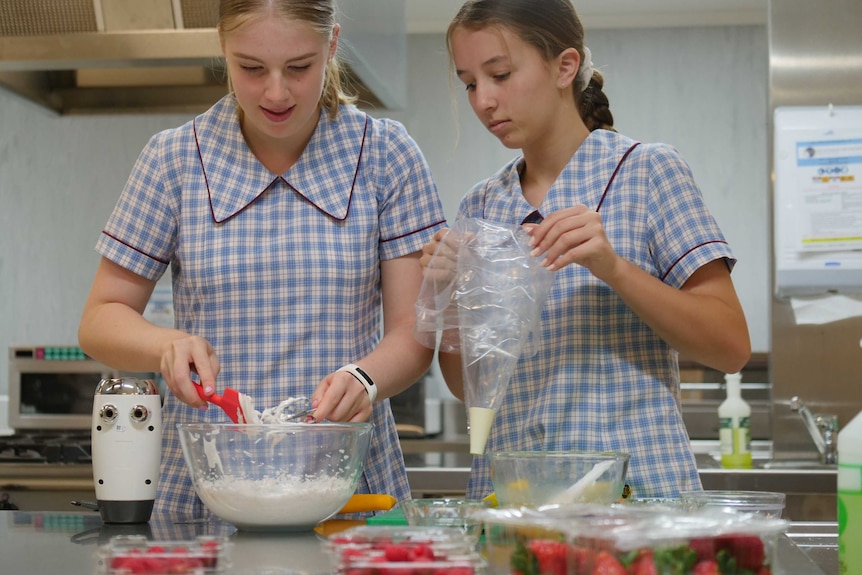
top-left (324, 525), bottom-right (485, 574)
top-left (679, 490), bottom-right (786, 519)
top-left (336, 551), bottom-right (487, 575)
top-left (478, 505), bottom-right (788, 575)
top-left (324, 525), bottom-right (475, 567)
top-left (476, 506), bottom-right (590, 575)
top-left (94, 535), bottom-right (231, 574)
top-left (565, 508), bottom-right (788, 575)
top-left (400, 498), bottom-right (489, 544)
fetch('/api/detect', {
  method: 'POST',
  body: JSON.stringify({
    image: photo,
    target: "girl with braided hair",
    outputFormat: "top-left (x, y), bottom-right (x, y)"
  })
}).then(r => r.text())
top-left (420, 0), bottom-right (750, 500)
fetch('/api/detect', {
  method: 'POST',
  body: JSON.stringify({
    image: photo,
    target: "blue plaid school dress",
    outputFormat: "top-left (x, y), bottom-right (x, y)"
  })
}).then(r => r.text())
top-left (95, 94), bottom-right (446, 518)
top-left (458, 130), bottom-right (735, 499)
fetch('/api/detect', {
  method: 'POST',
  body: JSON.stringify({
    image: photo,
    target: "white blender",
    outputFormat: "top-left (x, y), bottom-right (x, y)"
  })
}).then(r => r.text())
top-left (92, 377), bottom-right (162, 523)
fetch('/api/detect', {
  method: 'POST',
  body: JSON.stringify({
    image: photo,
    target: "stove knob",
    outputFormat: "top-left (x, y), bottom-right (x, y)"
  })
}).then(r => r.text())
top-left (130, 404), bottom-right (151, 423)
top-left (99, 403), bottom-right (119, 422)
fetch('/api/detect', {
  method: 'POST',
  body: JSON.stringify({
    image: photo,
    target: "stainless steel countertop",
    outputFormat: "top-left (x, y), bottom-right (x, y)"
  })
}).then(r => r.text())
top-left (0, 510), bottom-right (839, 575)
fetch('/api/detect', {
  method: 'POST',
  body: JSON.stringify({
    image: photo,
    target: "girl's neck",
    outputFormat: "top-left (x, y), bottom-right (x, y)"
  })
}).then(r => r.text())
top-left (520, 112), bottom-right (590, 208)
top-left (240, 107), bottom-right (321, 175)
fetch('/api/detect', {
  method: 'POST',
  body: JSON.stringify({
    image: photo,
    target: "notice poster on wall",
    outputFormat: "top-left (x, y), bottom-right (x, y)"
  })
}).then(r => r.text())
top-left (773, 105), bottom-right (862, 298)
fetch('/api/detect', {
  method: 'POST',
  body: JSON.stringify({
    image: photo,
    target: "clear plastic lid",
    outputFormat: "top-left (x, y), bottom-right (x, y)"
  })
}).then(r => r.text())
top-left (94, 534), bottom-right (231, 574)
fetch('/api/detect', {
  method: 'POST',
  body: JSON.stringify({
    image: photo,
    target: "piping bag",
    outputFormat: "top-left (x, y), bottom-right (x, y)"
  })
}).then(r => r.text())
top-left (415, 219), bottom-right (554, 455)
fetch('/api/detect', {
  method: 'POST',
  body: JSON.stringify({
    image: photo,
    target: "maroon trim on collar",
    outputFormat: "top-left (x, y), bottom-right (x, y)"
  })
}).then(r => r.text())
top-left (595, 142), bottom-right (641, 212)
top-left (521, 210), bottom-right (544, 225)
top-left (480, 179), bottom-right (494, 220)
top-left (195, 113), bottom-right (370, 224)
top-left (283, 113), bottom-right (369, 221)
top-left (382, 219), bottom-right (448, 244)
top-left (661, 240), bottom-right (729, 281)
top-left (193, 118), bottom-right (279, 225)
top-left (101, 231), bottom-right (170, 265)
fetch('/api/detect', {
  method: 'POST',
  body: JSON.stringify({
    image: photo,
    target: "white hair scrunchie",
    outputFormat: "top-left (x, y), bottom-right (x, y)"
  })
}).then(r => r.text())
top-left (577, 46), bottom-right (593, 91)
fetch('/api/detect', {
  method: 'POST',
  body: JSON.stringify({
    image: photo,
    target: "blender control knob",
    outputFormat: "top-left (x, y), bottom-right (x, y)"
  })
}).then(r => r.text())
top-left (130, 404), bottom-right (150, 423)
top-left (99, 404), bottom-right (119, 422)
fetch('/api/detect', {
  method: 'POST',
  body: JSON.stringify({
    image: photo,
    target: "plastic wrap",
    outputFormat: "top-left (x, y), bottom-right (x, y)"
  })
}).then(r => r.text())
top-left (415, 219), bottom-right (555, 454)
top-left (415, 218), bottom-right (554, 356)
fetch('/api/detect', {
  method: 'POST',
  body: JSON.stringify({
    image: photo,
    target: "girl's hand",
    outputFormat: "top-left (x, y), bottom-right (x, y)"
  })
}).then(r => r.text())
top-left (159, 336), bottom-right (220, 408)
top-left (419, 228), bottom-right (458, 283)
top-left (310, 369), bottom-right (373, 423)
top-left (525, 205), bottom-right (621, 280)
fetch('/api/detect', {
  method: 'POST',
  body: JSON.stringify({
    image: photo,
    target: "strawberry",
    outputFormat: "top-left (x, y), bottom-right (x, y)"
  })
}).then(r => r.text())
top-left (200, 540), bottom-right (221, 568)
top-left (691, 559), bottom-right (720, 575)
top-left (757, 566), bottom-right (773, 575)
top-left (408, 543), bottom-right (436, 562)
top-left (592, 551), bottom-right (627, 575)
top-left (570, 546), bottom-right (596, 574)
top-left (716, 534), bottom-right (765, 570)
top-left (628, 549), bottom-right (657, 575)
top-left (688, 538), bottom-right (716, 561)
top-left (167, 557), bottom-right (204, 574)
top-left (383, 543), bottom-right (412, 562)
top-left (528, 539), bottom-right (569, 575)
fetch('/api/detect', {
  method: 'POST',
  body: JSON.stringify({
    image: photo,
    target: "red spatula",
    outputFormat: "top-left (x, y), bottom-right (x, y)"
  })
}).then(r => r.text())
top-left (194, 383), bottom-right (251, 423)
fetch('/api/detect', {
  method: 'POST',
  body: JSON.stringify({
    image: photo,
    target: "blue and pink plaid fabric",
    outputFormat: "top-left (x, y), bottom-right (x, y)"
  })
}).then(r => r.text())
top-left (458, 129), bottom-right (735, 499)
top-left (96, 95), bottom-right (446, 517)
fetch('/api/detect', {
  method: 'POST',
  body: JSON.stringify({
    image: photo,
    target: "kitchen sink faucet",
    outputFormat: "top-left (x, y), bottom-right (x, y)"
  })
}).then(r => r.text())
top-left (790, 396), bottom-right (838, 465)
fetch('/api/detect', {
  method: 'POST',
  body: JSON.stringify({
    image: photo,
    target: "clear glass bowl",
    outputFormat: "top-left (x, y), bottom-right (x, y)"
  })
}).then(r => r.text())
top-left (177, 422), bottom-right (373, 531)
top-left (678, 490), bottom-right (786, 519)
top-left (487, 451), bottom-right (630, 507)
top-left (400, 498), bottom-right (489, 543)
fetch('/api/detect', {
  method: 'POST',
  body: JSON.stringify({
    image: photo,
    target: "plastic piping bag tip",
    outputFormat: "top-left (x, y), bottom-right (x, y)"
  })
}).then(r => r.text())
top-left (469, 406), bottom-right (495, 455)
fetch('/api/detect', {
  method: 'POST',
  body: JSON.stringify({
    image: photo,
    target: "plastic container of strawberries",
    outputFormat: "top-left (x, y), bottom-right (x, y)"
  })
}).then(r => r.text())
top-left (336, 549), bottom-right (487, 575)
top-left (476, 504), bottom-right (788, 575)
top-left (323, 525), bottom-right (481, 571)
top-left (476, 504), bottom-right (646, 575)
top-left (94, 534), bottom-right (231, 575)
top-left (562, 508), bottom-right (789, 575)
top-left (323, 525), bottom-right (486, 574)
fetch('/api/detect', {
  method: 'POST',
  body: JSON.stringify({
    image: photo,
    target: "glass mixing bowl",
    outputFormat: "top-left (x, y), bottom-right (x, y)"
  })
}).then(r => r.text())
top-left (177, 422), bottom-right (373, 531)
top-left (679, 490), bottom-right (786, 519)
top-left (488, 450), bottom-right (630, 507)
top-left (400, 498), bottom-right (489, 544)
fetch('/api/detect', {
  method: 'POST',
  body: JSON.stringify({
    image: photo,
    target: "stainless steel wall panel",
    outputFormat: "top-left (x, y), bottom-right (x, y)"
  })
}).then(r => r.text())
top-left (769, 0), bottom-right (862, 459)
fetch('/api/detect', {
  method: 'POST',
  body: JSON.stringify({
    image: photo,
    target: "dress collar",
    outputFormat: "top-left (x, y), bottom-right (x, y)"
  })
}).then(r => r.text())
top-left (194, 95), bottom-right (368, 223)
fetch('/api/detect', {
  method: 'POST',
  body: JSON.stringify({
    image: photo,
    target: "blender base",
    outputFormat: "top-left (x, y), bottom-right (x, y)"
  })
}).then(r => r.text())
top-left (97, 500), bottom-right (155, 524)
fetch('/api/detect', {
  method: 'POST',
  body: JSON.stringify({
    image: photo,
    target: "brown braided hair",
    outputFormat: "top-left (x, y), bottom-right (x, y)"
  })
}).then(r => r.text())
top-left (447, 0), bottom-right (615, 132)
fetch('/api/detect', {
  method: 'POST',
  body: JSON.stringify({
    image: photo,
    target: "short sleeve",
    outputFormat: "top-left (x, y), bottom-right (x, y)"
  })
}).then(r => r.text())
top-left (376, 119), bottom-right (447, 260)
top-left (95, 129), bottom-right (181, 281)
top-left (645, 143), bottom-right (735, 288)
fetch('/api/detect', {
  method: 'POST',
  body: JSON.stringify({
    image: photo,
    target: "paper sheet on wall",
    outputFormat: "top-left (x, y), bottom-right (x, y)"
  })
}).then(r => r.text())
top-left (773, 106), bottom-right (862, 298)
top-left (792, 138), bottom-right (862, 251)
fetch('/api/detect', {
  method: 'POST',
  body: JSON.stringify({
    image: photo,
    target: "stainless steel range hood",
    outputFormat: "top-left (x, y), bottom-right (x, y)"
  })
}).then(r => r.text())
top-left (0, 0), bottom-right (406, 115)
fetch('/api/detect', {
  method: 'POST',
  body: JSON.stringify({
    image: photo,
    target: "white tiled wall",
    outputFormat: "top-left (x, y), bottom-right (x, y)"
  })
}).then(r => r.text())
top-left (0, 25), bottom-right (768, 394)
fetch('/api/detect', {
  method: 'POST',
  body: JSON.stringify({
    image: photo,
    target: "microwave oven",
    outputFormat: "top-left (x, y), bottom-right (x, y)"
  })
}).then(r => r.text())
top-left (7, 346), bottom-right (119, 431)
